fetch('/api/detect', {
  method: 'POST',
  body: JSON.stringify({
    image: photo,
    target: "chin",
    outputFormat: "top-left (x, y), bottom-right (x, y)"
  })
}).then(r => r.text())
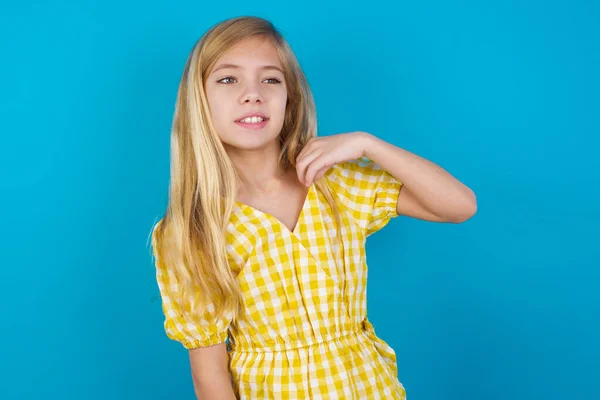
top-left (220, 123), bottom-right (282, 149)
top-left (221, 133), bottom-right (281, 152)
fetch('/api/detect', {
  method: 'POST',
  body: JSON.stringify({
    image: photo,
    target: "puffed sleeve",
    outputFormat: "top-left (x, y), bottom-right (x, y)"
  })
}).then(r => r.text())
top-left (325, 157), bottom-right (403, 236)
top-left (151, 221), bottom-right (232, 349)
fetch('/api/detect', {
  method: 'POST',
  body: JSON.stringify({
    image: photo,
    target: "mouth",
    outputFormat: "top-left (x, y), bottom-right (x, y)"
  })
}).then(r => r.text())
top-left (234, 117), bottom-right (270, 130)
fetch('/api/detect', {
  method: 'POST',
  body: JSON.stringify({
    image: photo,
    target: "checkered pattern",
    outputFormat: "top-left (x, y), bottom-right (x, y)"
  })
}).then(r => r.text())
top-left (154, 157), bottom-right (406, 399)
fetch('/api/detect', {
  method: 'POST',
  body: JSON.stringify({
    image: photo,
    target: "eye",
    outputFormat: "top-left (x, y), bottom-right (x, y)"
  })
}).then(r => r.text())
top-left (216, 77), bottom-right (282, 84)
top-left (217, 77), bottom-right (236, 84)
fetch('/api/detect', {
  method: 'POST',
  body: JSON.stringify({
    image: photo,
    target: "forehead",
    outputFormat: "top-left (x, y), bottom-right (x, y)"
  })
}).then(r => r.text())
top-left (212, 36), bottom-right (282, 72)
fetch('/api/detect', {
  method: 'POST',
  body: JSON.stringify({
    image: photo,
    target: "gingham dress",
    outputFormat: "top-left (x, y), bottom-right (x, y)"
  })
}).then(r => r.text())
top-left (153, 157), bottom-right (407, 399)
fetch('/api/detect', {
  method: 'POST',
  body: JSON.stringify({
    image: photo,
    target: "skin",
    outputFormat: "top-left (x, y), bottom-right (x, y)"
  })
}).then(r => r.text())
top-left (205, 35), bottom-right (290, 188)
top-left (188, 37), bottom-right (305, 400)
top-left (195, 30), bottom-right (477, 400)
top-left (205, 35), bottom-right (308, 231)
top-left (205, 36), bottom-right (477, 228)
top-left (296, 132), bottom-right (477, 223)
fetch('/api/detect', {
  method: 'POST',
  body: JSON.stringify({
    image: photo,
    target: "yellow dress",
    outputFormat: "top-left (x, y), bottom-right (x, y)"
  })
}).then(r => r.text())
top-left (153, 157), bottom-right (407, 399)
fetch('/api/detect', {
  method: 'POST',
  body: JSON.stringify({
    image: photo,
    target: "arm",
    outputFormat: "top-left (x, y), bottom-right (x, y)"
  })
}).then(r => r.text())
top-left (189, 342), bottom-right (237, 400)
top-left (151, 221), bottom-right (237, 399)
top-left (296, 132), bottom-right (477, 224)
top-left (361, 132), bottom-right (477, 223)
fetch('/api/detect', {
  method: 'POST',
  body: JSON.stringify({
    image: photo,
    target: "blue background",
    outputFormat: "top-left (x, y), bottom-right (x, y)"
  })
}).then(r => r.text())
top-left (1, 1), bottom-right (598, 399)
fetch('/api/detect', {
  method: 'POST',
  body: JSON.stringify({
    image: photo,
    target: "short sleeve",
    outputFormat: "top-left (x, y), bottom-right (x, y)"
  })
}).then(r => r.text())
top-left (325, 157), bottom-right (403, 236)
top-left (151, 221), bottom-right (232, 349)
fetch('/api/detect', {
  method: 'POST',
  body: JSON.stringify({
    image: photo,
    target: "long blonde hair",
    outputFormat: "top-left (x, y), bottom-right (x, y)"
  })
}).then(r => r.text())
top-left (151, 16), bottom-right (342, 326)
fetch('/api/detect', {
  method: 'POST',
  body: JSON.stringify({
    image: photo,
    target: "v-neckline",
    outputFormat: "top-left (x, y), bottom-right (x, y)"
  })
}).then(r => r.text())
top-left (235, 183), bottom-right (314, 236)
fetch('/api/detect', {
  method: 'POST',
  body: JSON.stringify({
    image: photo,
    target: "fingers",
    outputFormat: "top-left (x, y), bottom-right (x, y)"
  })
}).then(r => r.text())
top-left (296, 149), bottom-right (321, 185)
top-left (296, 137), bottom-right (317, 163)
top-left (304, 156), bottom-right (332, 187)
top-left (313, 164), bottom-right (330, 182)
top-left (296, 138), bottom-right (321, 184)
top-left (295, 137), bottom-right (335, 186)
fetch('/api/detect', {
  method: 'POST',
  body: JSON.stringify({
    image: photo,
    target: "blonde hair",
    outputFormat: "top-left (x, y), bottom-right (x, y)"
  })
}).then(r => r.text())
top-left (151, 16), bottom-right (342, 326)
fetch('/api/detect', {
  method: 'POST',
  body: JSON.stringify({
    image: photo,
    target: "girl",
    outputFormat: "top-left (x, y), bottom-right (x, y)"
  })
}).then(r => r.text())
top-left (151, 16), bottom-right (476, 400)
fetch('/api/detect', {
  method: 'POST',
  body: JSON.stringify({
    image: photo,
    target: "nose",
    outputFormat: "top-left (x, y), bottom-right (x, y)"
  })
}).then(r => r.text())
top-left (243, 92), bottom-right (262, 104)
top-left (244, 95), bottom-right (261, 103)
top-left (240, 82), bottom-right (263, 104)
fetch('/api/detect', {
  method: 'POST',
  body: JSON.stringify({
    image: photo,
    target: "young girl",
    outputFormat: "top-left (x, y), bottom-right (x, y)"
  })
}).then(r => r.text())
top-left (151, 16), bottom-right (476, 400)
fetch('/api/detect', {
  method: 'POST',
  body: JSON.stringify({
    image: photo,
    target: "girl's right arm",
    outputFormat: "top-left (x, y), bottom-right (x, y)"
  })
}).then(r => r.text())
top-left (151, 224), bottom-right (236, 398)
top-left (189, 342), bottom-right (237, 400)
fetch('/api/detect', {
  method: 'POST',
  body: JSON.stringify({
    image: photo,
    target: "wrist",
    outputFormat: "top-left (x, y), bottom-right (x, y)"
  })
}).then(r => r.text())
top-left (357, 131), bottom-right (380, 160)
top-left (356, 131), bottom-right (376, 158)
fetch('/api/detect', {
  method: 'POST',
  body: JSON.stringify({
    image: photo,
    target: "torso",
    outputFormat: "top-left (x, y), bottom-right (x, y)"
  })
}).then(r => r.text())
top-left (223, 160), bottom-right (407, 399)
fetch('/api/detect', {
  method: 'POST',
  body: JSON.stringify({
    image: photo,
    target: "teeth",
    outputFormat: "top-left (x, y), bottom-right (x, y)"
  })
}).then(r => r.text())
top-left (239, 116), bottom-right (265, 123)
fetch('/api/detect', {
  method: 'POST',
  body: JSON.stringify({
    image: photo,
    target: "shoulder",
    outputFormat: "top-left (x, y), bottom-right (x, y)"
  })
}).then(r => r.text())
top-left (324, 157), bottom-right (388, 190)
top-left (322, 157), bottom-right (402, 232)
top-left (151, 217), bottom-right (174, 250)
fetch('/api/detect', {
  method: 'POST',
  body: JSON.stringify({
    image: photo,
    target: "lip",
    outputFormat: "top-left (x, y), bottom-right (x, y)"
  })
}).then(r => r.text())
top-left (235, 118), bottom-right (269, 130)
top-left (234, 112), bottom-right (269, 122)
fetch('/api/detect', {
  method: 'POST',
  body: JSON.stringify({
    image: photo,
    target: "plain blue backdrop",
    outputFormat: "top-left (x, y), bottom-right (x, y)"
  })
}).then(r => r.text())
top-left (1, 1), bottom-right (598, 399)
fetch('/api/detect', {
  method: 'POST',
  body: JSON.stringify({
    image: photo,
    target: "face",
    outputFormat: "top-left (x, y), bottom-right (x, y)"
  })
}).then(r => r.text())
top-left (205, 36), bottom-right (287, 152)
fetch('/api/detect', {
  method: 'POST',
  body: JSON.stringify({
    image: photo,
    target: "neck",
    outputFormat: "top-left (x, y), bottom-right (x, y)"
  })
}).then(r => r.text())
top-left (224, 141), bottom-right (290, 195)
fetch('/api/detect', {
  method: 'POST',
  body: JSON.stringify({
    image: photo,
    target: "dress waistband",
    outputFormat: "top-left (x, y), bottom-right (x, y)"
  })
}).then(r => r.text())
top-left (229, 318), bottom-right (376, 353)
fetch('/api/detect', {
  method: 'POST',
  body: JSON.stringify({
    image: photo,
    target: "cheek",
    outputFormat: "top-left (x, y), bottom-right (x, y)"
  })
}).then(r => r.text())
top-left (206, 93), bottom-right (229, 126)
top-left (273, 91), bottom-right (288, 116)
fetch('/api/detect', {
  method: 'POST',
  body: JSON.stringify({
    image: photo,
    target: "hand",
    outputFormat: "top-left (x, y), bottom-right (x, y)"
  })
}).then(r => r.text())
top-left (295, 131), bottom-right (371, 187)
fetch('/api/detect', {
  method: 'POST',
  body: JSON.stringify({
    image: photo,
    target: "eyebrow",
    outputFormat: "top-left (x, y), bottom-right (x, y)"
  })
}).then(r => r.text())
top-left (212, 63), bottom-right (284, 74)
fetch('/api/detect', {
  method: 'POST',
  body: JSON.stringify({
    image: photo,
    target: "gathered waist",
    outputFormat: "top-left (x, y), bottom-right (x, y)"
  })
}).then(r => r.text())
top-left (228, 318), bottom-right (377, 353)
